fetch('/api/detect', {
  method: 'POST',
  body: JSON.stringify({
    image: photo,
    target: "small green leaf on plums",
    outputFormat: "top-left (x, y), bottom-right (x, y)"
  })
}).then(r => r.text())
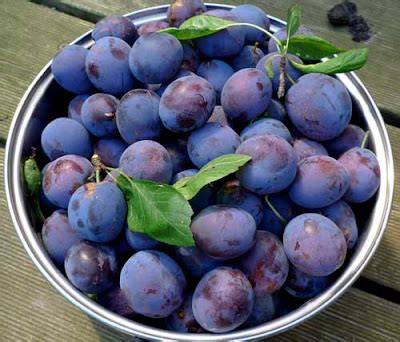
top-left (286, 4), bottom-right (302, 39)
top-left (159, 15), bottom-right (237, 40)
top-left (282, 35), bottom-right (347, 60)
top-left (290, 48), bottom-right (368, 74)
top-left (173, 154), bottom-right (252, 200)
top-left (116, 175), bottom-right (195, 247)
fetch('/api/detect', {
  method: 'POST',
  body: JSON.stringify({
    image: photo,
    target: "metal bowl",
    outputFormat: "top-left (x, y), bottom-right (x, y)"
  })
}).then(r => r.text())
top-left (4, 3), bottom-right (394, 340)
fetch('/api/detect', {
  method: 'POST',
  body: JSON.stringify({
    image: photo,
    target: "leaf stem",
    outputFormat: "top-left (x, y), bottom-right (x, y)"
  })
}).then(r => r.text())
top-left (228, 23), bottom-right (283, 50)
top-left (361, 131), bottom-right (370, 149)
top-left (277, 56), bottom-right (287, 98)
top-left (265, 195), bottom-right (288, 226)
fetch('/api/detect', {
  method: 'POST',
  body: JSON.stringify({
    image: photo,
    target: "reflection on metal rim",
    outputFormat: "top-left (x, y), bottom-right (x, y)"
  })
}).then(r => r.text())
top-left (4, 3), bottom-right (394, 341)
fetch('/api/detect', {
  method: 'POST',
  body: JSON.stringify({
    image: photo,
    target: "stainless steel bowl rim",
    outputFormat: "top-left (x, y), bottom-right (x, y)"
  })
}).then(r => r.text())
top-left (4, 3), bottom-right (394, 341)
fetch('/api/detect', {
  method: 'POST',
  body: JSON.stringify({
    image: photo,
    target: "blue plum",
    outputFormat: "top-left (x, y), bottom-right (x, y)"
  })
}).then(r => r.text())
top-left (94, 138), bottom-right (128, 168)
top-left (256, 52), bottom-right (303, 95)
top-left (165, 293), bottom-right (204, 333)
top-left (68, 182), bottom-right (127, 243)
top-left (321, 200), bottom-right (358, 249)
top-left (181, 43), bottom-right (200, 72)
top-left (41, 210), bottom-right (81, 266)
top-left (86, 37), bottom-right (135, 95)
top-left (172, 169), bottom-right (215, 212)
top-left (283, 213), bottom-right (347, 276)
top-left (268, 25), bottom-right (315, 53)
top-left (265, 99), bottom-right (286, 121)
top-left (195, 10), bottom-right (245, 58)
top-left (292, 137), bottom-right (329, 161)
top-left (172, 245), bottom-right (223, 279)
top-left (240, 230), bottom-right (289, 295)
top-left (81, 93), bottom-right (119, 138)
top-left (259, 192), bottom-right (296, 236)
top-left (326, 124), bottom-right (366, 157)
top-left (221, 68), bottom-right (272, 122)
top-left (110, 232), bottom-right (134, 263)
top-left (197, 60), bottom-right (234, 103)
top-left (284, 266), bottom-right (329, 299)
top-left (65, 241), bottom-right (118, 293)
top-left (243, 294), bottom-right (275, 327)
top-left (92, 15), bottom-right (138, 45)
top-left (240, 118), bottom-right (292, 142)
top-left (42, 155), bottom-right (94, 209)
top-left (68, 94), bottom-right (90, 124)
top-left (40, 162), bottom-right (58, 213)
top-left (116, 89), bottom-right (161, 144)
top-left (159, 76), bottom-right (216, 133)
top-left (51, 45), bottom-right (93, 94)
top-left (187, 122), bottom-right (240, 168)
top-left (217, 180), bottom-right (264, 225)
top-left (192, 267), bottom-right (254, 333)
top-left (41, 118), bottom-right (93, 160)
top-left (125, 227), bottom-right (160, 251)
top-left (120, 250), bottom-right (186, 318)
top-left (232, 4), bottom-right (270, 44)
top-left (163, 139), bottom-right (192, 174)
top-left (155, 68), bottom-right (196, 97)
top-left (119, 140), bottom-right (173, 183)
top-left (288, 155), bottom-right (350, 208)
top-left (190, 205), bottom-right (257, 260)
top-left (338, 147), bottom-right (380, 203)
top-left (98, 286), bottom-right (136, 317)
top-left (230, 45), bottom-right (265, 71)
top-left (286, 73), bottom-right (352, 141)
top-left (167, 0), bottom-right (207, 27)
top-left (129, 32), bottom-right (183, 84)
top-left (138, 21), bottom-right (169, 35)
top-left (236, 135), bottom-right (297, 194)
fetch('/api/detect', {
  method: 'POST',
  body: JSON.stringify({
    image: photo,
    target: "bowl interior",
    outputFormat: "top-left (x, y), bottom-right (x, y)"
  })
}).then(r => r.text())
top-left (4, 3), bottom-right (394, 341)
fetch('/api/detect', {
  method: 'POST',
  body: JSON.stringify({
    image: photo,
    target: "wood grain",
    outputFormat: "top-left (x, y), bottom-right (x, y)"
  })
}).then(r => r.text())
top-left (31, 0), bottom-right (400, 125)
top-left (0, 0), bottom-right (92, 141)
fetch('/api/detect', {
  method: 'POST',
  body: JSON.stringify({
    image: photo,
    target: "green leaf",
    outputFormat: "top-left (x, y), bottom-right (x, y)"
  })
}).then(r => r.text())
top-left (159, 15), bottom-right (237, 40)
top-left (265, 55), bottom-right (275, 78)
top-left (23, 157), bottom-right (41, 196)
top-left (116, 175), bottom-right (195, 247)
top-left (173, 154), bottom-right (251, 200)
top-left (290, 48), bottom-right (369, 74)
top-left (282, 35), bottom-right (347, 60)
top-left (286, 5), bottom-right (302, 39)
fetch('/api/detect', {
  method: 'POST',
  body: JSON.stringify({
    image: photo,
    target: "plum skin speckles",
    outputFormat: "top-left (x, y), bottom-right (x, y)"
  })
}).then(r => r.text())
top-left (288, 155), bottom-right (350, 209)
top-left (339, 147), bottom-right (380, 203)
top-left (221, 68), bottom-right (272, 123)
top-left (159, 76), bottom-right (216, 133)
top-left (120, 250), bottom-right (187, 318)
top-left (286, 73), bottom-right (352, 141)
top-left (236, 134), bottom-right (298, 195)
top-left (240, 230), bottom-right (289, 295)
top-left (192, 267), bottom-right (254, 333)
top-left (283, 213), bottom-right (347, 276)
top-left (190, 205), bottom-right (257, 260)
top-left (68, 182), bottom-right (127, 243)
top-left (187, 122), bottom-right (240, 168)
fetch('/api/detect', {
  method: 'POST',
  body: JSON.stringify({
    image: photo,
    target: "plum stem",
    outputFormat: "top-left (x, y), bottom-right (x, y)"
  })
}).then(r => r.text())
top-left (91, 154), bottom-right (103, 183)
top-left (265, 195), bottom-right (288, 226)
top-left (253, 41), bottom-right (259, 53)
top-left (287, 73), bottom-right (297, 85)
top-left (229, 23), bottom-right (283, 50)
top-left (277, 56), bottom-right (287, 98)
top-left (361, 130), bottom-right (370, 149)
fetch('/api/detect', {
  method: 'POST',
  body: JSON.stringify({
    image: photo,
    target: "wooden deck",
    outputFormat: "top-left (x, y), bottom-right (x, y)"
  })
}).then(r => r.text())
top-left (0, 0), bottom-right (399, 340)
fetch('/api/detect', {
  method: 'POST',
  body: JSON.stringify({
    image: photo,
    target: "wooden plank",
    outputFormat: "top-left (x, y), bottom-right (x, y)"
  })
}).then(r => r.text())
top-left (363, 124), bottom-right (400, 290)
top-left (34, 0), bottom-right (400, 125)
top-left (0, 0), bottom-right (92, 141)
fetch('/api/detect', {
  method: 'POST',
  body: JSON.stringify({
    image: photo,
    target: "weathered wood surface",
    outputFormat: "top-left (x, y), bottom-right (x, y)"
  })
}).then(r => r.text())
top-left (0, 0), bottom-right (92, 141)
top-left (1, 145), bottom-right (399, 340)
top-left (31, 0), bottom-right (400, 125)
